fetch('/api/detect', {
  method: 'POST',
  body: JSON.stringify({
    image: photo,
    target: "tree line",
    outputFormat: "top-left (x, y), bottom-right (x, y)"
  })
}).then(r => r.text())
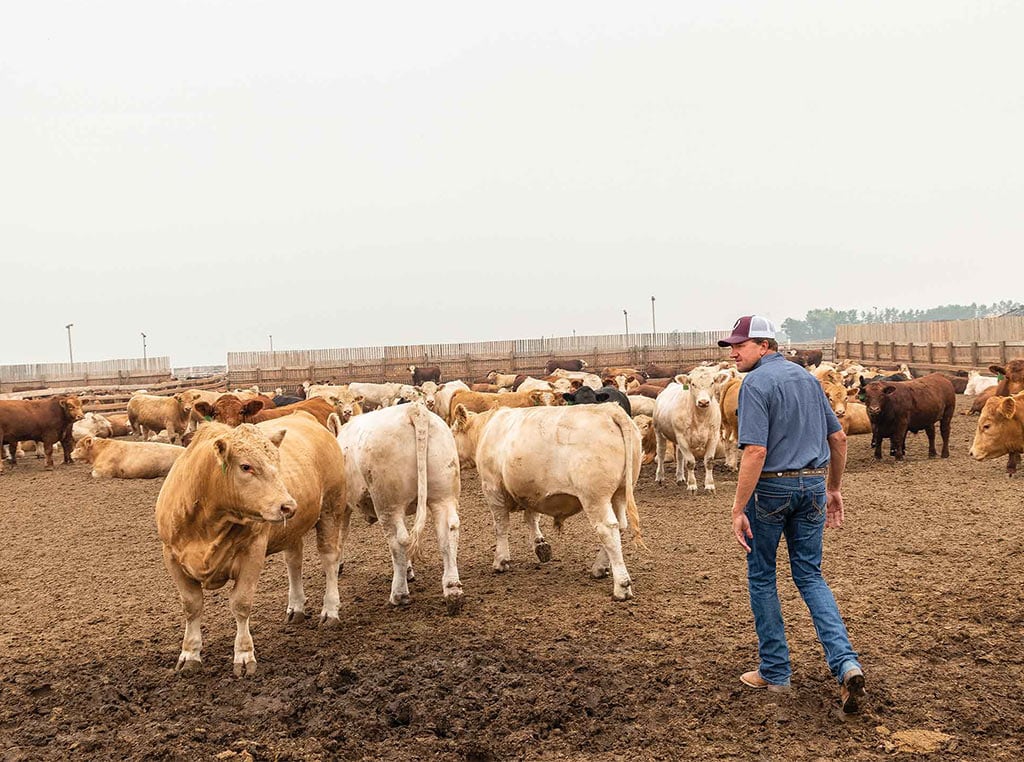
top-left (780, 301), bottom-right (1023, 342)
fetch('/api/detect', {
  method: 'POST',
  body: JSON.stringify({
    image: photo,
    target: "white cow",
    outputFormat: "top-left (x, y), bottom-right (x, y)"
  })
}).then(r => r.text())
top-left (652, 366), bottom-right (731, 492)
top-left (72, 412), bottom-right (114, 441)
top-left (626, 395), bottom-right (656, 418)
top-left (549, 369), bottom-right (603, 391)
top-left (965, 370), bottom-right (999, 396)
top-left (347, 382), bottom-right (414, 411)
top-left (450, 403), bottom-right (643, 600)
top-left (485, 371), bottom-right (518, 390)
top-left (433, 380), bottom-right (470, 421)
top-left (329, 403), bottom-right (463, 612)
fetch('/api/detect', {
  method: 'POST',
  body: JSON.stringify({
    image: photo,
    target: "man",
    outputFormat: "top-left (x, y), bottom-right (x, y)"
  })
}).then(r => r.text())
top-left (718, 315), bottom-right (865, 713)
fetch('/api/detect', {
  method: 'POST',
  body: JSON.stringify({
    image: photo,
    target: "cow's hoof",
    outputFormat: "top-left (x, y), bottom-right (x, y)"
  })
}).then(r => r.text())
top-left (44, 465), bottom-right (53, 471)
top-left (285, 610), bottom-right (307, 626)
top-left (406, 566), bottom-right (416, 583)
top-left (591, 566), bottom-right (611, 579)
top-left (233, 659), bottom-right (257, 678)
top-left (444, 593), bottom-right (464, 616)
top-left (337, 562), bottom-right (345, 576)
top-left (175, 657), bottom-right (202, 675)
top-left (705, 485), bottom-right (716, 494)
top-left (535, 541), bottom-right (552, 563)
top-left (493, 560), bottom-right (510, 573)
top-left (319, 614), bottom-right (342, 629)
top-left (613, 583), bottom-right (634, 601)
top-left (389, 594), bottom-right (412, 607)
top-left (686, 485), bottom-right (698, 493)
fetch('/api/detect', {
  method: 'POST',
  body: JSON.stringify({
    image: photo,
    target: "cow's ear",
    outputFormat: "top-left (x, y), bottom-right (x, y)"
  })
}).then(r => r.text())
top-left (327, 413), bottom-right (343, 437)
top-left (194, 401), bottom-right (214, 418)
top-left (997, 396), bottom-right (1017, 419)
top-left (241, 400), bottom-right (265, 416)
top-left (882, 385), bottom-right (897, 395)
top-left (529, 391), bottom-right (545, 405)
top-left (570, 379), bottom-right (583, 391)
top-left (353, 395), bottom-right (364, 403)
top-left (213, 437), bottom-right (230, 467)
top-left (595, 392), bottom-right (610, 402)
top-left (989, 365), bottom-right (1006, 377)
top-left (713, 370), bottom-right (732, 385)
top-left (451, 404), bottom-right (469, 430)
top-left (675, 374), bottom-right (689, 386)
top-left (267, 428), bottom-right (287, 448)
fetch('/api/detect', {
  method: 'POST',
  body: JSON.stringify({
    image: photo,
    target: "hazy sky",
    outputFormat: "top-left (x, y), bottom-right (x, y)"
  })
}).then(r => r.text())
top-left (2, 1), bottom-right (1021, 367)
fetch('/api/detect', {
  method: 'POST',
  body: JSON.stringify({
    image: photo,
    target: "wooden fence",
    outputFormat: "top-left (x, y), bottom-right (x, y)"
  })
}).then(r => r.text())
top-left (0, 374), bottom-right (229, 416)
top-left (226, 331), bottom-right (740, 390)
top-left (835, 316), bottom-right (1024, 373)
top-left (0, 357), bottom-right (173, 395)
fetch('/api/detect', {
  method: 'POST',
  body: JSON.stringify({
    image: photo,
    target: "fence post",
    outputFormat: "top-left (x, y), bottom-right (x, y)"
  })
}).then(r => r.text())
top-left (871, 341), bottom-right (878, 362)
top-left (947, 342), bottom-right (955, 365)
top-left (999, 341), bottom-right (1007, 365)
top-left (927, 342), bottom-right (934, 365)
top-left (970, 342), bottom-right (979, 367)
top-left (465, 354), bottom-right (472, 380)
top-left (859, 341), bottom-right (865, 362)
top-left (890, 342), bottom-right (897, 363)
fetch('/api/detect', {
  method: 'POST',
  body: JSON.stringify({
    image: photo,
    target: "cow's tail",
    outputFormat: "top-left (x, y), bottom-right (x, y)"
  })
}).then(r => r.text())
top-left (403, 403), bottom-right (431, 561)
top-left (613, 407), bottom-right (647, 550)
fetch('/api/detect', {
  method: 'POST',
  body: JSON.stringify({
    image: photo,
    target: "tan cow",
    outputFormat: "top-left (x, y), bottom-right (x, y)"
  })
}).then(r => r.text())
top-left (433, 380), bottom-right (469, 422)
top-left (178, 389), bottom-right (222, 433)
top-left (127, 394), bottom-right (189, 444)
top-left (969, 391), bottom-right (1024, 462)
top-left (155, 413), bottom-right (346, 676)
top-left (106, 413), bottom-right (133, 437)
top-left (634, 414), bottom-right (674, 465)
top-left (446, 388), bottom-right (558, 424)
top-left (718, 376), bottom-right (743, 471)
top-left (820, 381), bottom-right (850, 419)
top-left (485, 371), bottom-right (518, 390)
top-left (451, 403), bottom-right (643, 600)
top-left (329, 403), bottom-right (463, 612)
top-left (193, 395), bottom-right (336, 429)
top-left (72, 435), bottom-right (184, 478)
top-left (840, 402), bottom-right (872, 435)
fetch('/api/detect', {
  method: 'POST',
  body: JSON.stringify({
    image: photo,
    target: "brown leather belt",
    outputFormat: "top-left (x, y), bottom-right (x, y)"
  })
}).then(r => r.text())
top-left (760, 467), bottom-right (828, 479)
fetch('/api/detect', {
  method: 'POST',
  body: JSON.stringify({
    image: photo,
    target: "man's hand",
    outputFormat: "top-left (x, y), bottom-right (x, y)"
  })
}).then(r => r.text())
top-left (825, 488), bottom-right (844, 528)
top-left (733, 512), bottom-right (752, 553)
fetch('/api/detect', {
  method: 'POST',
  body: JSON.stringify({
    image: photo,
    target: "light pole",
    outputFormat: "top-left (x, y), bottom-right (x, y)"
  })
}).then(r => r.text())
top-left (269, 334), bottom-right (274, 352)
top-left (141, 332), bottom-right (147, 362)
top-left (65, 323), bottom-right (74, 365)
top-left (651, 295), bottom-right (656, 337)
top-left (623, 309), bottom-right (630, 346)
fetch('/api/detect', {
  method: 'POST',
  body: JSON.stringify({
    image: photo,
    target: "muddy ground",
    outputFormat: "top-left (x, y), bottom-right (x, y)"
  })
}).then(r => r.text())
top-left (1, 396), bottom-right (1022, 761)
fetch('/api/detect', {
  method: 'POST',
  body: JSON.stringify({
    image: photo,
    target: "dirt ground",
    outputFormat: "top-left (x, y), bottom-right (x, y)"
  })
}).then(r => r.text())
top-left (1, 395), bottom-right (1022, 761)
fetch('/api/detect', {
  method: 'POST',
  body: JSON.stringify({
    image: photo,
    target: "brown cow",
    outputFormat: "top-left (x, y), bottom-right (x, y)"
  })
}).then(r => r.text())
top-left (975, 359), bottom-right (1024, 475)
top-left (0, 395), bottom-right (84, 472)
top-left (106, 413), bottom-right (133, 438)
top-left (193, 394), bottom-right (335, 429)
top-left (632, 384), bottom-right (668, 400)
top-left (155, 413), bottom-right (347, 675)
top-left (786, 349), bottom-right (823, 368)
top-left (409, 365), bottom-right (441, 385)
top-left (643, 363), bottom-right (683, 379)
top-left (545, 358), bottom-right (588, 374)
top-left (861, 373), bottom-right (955, 460)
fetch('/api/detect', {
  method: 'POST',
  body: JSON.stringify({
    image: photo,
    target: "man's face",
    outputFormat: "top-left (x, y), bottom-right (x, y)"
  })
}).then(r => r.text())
top-left (729, 339), bottom-right (770, 372)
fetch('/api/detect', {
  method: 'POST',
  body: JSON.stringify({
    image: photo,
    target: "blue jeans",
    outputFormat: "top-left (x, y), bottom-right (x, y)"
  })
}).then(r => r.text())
top-left (745, 476), bottom-right (861, 687)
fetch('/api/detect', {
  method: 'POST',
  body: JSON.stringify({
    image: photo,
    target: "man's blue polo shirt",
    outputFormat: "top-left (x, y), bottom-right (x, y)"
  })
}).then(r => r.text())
top-left (737, 352), bottom-right (841, 473)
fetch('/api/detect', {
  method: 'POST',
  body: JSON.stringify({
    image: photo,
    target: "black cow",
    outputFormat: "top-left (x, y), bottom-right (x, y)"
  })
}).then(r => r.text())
top-left (561, 386), bottom-right (632, 416)
top-left (273, 395), bottom-right (304, 407)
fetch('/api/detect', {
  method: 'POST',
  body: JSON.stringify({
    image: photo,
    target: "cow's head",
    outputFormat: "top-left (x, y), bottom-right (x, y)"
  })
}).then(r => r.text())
top-left (59, 395), bottom-right (85, 422)
top-left (70, 435), bottom-right (95, 463)
top-left (861, 382), bottom-right (896, 417)
top-left (418, 382), bottom-right (440, 410)
top-left (679, 367), bottom-right (723, 409)
top-left (327, 393), bottom-right (364, 423)
top-left (200, 394), bottom-right (265, 427)
top-left (450, 405), bottom-right (490, 467)
top-left (210, 423), bottom-right (296, 523)
top-left (822, 382), bottom-right (848, 418)
top-left (562, 387), bottom-right (597, 406)
top-left (969, 392), bottom-right (1024, 461)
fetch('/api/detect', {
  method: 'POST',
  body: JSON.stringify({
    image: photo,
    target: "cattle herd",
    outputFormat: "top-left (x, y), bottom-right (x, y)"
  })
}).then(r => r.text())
top-left (1, 353), bottom-right (1022, 677)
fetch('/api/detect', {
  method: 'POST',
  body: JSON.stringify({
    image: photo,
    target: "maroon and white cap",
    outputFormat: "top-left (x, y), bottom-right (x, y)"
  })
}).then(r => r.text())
top-left (718, 315), bottom-right (776, 347)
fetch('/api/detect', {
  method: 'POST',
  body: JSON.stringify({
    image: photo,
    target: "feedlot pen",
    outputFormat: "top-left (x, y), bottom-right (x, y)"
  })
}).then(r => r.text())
top-left (0, 396), bottom-right (1020, 760)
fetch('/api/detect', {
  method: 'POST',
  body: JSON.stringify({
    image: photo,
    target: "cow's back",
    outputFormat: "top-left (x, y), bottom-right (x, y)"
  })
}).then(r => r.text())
top-left (904, 374), bottom-right (956, 429)
top-left (0, 398), bottom-right (64, 440)
top-left (479, 405), bottom-right (639, 503)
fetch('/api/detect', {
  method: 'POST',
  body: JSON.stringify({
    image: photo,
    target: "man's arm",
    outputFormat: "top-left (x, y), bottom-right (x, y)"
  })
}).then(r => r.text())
top-left (731, 444), bottom-right (767, 552)
top-left (825, 429), bottom-right (847, 528)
